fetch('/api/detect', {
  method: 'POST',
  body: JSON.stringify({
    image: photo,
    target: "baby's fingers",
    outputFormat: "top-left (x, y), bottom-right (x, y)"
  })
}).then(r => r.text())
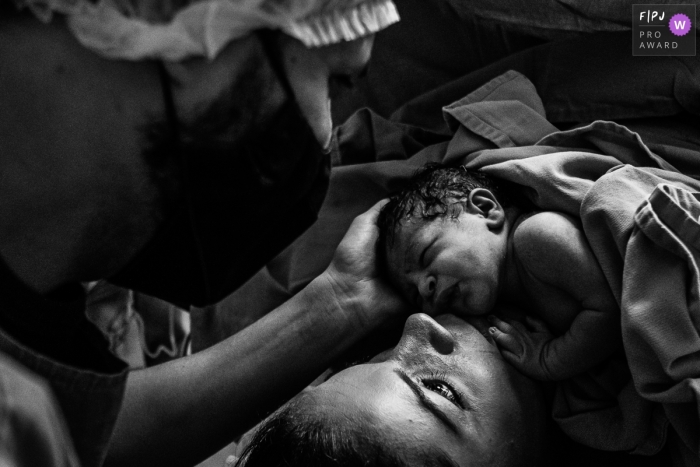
top-left (488, 316), bottom-right (523, 355)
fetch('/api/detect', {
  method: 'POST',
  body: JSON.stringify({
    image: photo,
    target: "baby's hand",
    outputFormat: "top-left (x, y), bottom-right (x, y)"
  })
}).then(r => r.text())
top-left (488, 315), bottom-right (556, 381)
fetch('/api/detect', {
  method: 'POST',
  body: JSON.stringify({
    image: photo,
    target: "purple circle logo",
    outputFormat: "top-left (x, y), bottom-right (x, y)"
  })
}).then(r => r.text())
top-left (669, 13), bottom-right (692, 36)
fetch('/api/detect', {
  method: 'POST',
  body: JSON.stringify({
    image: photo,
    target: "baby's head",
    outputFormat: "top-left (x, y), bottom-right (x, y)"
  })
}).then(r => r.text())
top-left (378, 164), bottom-right (516, 316)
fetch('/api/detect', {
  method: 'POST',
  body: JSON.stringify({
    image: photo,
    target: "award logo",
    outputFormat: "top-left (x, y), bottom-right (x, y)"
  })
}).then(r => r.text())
top-left (633, 4), bottom-right (695, 56)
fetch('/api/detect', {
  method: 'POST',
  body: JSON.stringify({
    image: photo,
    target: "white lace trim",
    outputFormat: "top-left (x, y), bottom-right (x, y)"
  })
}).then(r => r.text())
top-left (287, 0), bottom-right (399, 47)
top-left (12, 0), bottom-right (400, 60)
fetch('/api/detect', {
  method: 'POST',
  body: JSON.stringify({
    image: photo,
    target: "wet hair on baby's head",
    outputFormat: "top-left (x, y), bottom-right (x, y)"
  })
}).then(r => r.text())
top-left (377, 163), bottom-right (514, 255)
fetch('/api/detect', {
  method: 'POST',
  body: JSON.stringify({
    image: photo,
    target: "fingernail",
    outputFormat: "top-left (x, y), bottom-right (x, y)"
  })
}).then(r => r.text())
top-left (489, 327), bottom-right (497, 334)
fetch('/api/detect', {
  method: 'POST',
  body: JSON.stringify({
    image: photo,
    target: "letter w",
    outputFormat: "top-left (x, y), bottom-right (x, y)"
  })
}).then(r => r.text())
top-left (674, 20), bottom-right (686, 30)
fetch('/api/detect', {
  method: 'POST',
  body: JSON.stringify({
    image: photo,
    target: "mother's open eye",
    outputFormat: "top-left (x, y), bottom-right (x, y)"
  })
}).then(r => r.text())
top-left (420, 375), bottom-right (463, 408)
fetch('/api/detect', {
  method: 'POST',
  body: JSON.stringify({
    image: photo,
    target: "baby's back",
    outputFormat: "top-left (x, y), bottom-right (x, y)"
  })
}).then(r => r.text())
top-left (511, 211), bottom-right (587, 333)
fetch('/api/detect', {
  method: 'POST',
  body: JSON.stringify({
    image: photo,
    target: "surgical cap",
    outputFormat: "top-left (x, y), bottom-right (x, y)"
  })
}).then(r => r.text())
top-left (12, 0), bottom-right (399, 60)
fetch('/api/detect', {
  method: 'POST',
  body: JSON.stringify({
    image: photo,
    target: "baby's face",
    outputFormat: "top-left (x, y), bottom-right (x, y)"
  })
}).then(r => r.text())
top-left (386, 213), bottom-right (504, 316)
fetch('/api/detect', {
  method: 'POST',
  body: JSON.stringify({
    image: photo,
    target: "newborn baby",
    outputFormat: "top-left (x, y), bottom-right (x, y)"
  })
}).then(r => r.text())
top-left (377, 164), bottom-right (621, 381)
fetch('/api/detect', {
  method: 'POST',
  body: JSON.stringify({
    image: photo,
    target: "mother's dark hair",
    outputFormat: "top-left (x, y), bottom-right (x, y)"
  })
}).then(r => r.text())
top-left (235, 391), bottom-right (463, 467)
top-left (235, 386), bottom-right (548, 467)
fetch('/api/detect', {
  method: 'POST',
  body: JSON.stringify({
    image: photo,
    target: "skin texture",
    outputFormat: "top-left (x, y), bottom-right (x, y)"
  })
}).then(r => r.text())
top-left (386, 189), bottom-right (620, 381)
top-left (303, 313), bottom-right (546, 466)
top-left (0, 14), bottom-right (403, 467)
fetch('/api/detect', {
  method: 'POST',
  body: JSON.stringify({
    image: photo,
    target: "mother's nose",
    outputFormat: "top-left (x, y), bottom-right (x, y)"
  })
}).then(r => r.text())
top-left (396, 313), bottom-right (455, 356)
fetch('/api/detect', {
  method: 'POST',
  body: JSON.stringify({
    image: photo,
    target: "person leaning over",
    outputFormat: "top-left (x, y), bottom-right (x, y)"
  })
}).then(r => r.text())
top-left (0, 1), bottom-right (404, 466)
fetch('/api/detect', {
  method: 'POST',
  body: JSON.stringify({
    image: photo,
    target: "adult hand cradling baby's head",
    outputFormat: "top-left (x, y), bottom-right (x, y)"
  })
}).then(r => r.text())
top-left (324, 200), bottom-right (409, 333)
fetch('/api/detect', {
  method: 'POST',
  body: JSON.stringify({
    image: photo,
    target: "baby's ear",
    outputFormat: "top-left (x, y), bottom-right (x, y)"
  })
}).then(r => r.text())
top-left (468, 189), bottom-right (505, 229)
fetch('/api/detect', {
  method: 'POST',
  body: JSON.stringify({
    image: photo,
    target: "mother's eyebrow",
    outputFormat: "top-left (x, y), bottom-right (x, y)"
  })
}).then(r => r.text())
top-left (393, 368), bottom-right (462, 435)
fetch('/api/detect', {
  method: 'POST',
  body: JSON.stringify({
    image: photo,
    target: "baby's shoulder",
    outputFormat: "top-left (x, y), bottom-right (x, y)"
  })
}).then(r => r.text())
top-left (512, 211), bottom-right (585, 263)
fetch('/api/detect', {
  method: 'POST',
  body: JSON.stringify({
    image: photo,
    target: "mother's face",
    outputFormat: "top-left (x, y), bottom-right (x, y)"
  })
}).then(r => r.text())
top-left (305, 314), bottom-right (545, 466)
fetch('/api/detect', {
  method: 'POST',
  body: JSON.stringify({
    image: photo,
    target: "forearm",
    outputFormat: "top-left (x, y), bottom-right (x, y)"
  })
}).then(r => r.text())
top-left (544, 308), bottom-right (621, 380)
top-left (105, 272), bottom-right (379, 467)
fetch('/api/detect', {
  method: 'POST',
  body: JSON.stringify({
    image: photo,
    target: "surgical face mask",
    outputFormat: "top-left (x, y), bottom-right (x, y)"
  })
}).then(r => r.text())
top-left (110, 32), bottom-right (330, 309)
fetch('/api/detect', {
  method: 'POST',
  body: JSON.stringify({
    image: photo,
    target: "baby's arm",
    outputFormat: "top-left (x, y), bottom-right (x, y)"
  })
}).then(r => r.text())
top-left (490, 212), bottom-right (621, 381)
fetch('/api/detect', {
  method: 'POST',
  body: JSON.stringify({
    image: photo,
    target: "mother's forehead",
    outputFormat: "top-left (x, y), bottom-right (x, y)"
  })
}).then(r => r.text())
top-left (14, 0), bottom-right (399, 61)
top-left (308, 363), bottom-right (437, 440)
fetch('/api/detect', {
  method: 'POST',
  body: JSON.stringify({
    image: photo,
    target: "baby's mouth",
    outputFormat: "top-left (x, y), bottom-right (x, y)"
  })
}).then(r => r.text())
top-left (435, 282), bottom-right (459, 311)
